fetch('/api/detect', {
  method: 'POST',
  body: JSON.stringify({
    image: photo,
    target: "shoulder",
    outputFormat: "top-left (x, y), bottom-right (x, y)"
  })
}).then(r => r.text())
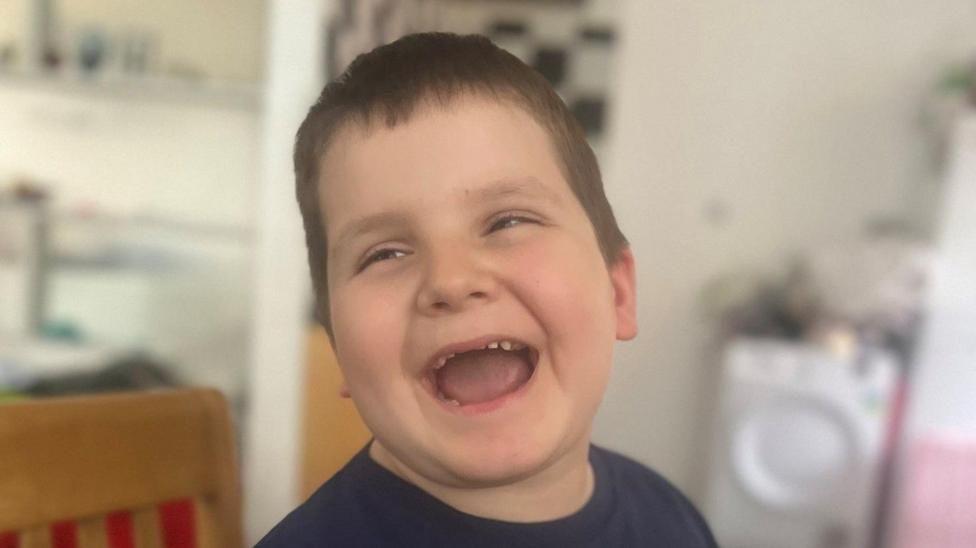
top-left (592, 445), bottom-right (718, 548)
top-left (594, 444), bottom-right (679, 495)
top-left (254, 450), bottom-right (377, 548)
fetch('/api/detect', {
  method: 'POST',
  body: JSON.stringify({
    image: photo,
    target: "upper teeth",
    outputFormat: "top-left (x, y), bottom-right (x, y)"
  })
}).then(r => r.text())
top-left (488, 339), bottom-right (524, 351)
top-left (434, 339), bottom-right (526, 369)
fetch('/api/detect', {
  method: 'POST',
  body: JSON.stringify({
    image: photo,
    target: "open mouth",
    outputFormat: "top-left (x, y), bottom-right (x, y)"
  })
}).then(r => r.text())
top-left (425, 338), bottom-right (539, 409)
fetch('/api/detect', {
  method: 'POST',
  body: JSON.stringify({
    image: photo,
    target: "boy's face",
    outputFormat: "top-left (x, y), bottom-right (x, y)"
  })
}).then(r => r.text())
top-left (321, 96), bottom-right (636, 488)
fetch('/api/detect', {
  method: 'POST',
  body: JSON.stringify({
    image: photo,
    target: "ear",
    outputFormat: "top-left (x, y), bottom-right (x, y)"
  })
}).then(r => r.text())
top-left (338, 382), bottom-right (351, 398)
top-left (609, 247), bottom-right (638, 341)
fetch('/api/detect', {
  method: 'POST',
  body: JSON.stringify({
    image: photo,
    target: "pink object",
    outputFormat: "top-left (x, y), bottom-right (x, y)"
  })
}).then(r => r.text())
top-left (895, 434), bottom-right (976, 548)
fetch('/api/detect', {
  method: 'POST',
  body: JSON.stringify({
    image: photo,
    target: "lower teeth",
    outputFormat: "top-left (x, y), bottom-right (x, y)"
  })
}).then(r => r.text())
top-left (437, 391), bottom-right (461, 406)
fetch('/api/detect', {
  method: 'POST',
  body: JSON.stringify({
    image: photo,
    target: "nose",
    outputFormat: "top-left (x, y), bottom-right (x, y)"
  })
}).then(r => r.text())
top-left (415, 243), bottom-right (497, 314)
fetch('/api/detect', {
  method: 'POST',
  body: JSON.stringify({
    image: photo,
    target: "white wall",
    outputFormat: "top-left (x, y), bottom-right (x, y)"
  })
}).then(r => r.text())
top-left (243, 0), bottom-right (325, 543)
top-left (906, 114), bottom-right (976, 434)
top-left (595, 0), bottom-right (976, 500)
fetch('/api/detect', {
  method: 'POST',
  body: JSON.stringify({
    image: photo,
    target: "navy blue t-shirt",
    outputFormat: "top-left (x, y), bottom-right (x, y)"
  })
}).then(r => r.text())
top-left (256, 444), bottom-right (717, 547)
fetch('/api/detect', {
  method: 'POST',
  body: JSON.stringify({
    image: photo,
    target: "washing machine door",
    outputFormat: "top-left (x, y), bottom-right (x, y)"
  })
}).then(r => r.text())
top-left (732, 396), bottom-right (861, 510)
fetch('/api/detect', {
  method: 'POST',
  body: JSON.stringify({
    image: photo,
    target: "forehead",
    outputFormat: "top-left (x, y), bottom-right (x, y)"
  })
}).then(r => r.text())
top-left (318, 97), bottom-right (572, 240)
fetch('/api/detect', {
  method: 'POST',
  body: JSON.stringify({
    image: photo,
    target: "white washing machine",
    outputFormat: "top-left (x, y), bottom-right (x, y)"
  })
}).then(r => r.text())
top-left (704, 338), bottom-right (896, 548)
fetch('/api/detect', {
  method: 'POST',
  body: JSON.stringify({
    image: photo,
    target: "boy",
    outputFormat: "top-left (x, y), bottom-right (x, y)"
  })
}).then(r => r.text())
top-left (257, 33), bottom-right (717, 547)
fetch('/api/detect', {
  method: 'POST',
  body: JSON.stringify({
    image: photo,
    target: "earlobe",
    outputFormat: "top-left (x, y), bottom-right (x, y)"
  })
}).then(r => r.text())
top-left (339, 382), bottom-right (351, 398)
top-left (609, 247), bottom-right (638, 341)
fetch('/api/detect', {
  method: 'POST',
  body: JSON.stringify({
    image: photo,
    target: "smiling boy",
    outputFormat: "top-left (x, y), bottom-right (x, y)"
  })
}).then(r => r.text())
top-left (257, 33), bottom-right (717, 547)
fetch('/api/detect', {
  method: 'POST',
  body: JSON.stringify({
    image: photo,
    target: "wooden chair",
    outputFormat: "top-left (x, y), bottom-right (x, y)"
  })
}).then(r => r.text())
top-left (299, 325), bottom-right (371, 500)
top-left (0, 388), bottom-right (241, 548)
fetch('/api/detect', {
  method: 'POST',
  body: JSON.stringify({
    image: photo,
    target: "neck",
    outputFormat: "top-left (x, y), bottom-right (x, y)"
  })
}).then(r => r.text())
top-left (369, 440), bottom-right (594, 523)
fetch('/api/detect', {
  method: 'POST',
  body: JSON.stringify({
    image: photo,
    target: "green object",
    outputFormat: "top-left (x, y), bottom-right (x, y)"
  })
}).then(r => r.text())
top-left (0, 391), bottom-right (27, 404)
top-left (40, 320), bottom-right (83, 342)
top-left (939, 64), bottom-right (975, 94)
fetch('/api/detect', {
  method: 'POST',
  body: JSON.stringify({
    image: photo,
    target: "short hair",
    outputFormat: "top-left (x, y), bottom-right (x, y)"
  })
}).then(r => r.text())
top-left (294, 32), bottom-right (627, 337)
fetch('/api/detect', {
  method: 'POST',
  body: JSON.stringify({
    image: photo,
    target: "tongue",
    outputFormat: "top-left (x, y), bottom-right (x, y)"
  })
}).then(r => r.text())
top-left (436, 348), bottom-right (532, 406)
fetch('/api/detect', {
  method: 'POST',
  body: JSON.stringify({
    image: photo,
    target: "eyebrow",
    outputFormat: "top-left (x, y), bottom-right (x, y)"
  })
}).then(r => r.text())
top-left (469, 176), bottom-right (563, 206)
top-left (329, 176), bottom-right (562, 260)
top-left (329, 211), bottom-right (411, 262)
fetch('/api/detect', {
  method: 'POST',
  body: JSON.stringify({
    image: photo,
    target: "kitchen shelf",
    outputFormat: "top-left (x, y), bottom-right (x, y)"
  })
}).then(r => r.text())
top-left (0, 68), bottom-right (262, 111)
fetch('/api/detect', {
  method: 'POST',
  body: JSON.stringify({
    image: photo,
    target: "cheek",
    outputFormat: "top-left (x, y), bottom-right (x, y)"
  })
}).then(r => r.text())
top-left (510, 236), bottom-right (616, 340)
top-left (331, 283), bottom-right (410, 389)
top-left (507, 236), bottom-right (617, 399)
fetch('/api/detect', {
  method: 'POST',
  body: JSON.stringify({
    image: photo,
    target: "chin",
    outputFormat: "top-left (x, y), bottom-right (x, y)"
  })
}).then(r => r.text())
top-left (438, 432), bottom-right (565, 487)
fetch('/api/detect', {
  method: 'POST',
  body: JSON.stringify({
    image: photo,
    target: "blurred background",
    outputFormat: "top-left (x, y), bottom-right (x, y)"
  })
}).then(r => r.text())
top-left (1, 1), bottom-right (975, 547)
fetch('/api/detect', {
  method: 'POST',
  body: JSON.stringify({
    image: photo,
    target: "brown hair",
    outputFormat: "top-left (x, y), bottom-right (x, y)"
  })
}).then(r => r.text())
top-left (295, 32), bottom-right (627, 337)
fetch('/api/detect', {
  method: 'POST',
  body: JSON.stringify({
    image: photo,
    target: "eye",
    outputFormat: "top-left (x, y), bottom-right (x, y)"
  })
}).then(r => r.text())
top-left (487, 213), bottom-right (537, 233)
top-left (358, 248), bottom-right (408, 272)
